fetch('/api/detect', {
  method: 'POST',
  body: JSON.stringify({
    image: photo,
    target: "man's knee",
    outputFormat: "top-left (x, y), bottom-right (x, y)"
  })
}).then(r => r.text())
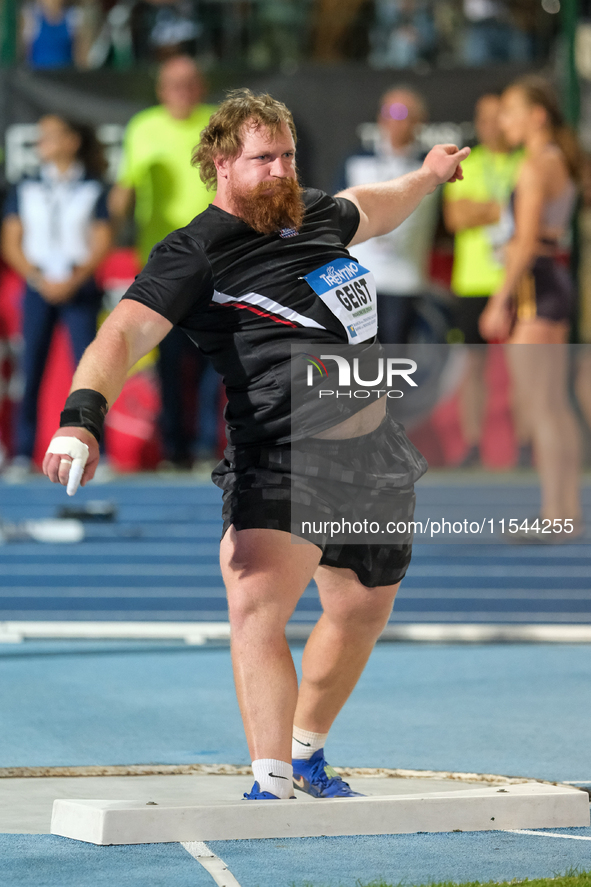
top-left (318, 570), bottom-right (400, 633)
top-left (226, 580), bottom-right (290, 635)
top-left (339, 592), bottom-right (397, 634)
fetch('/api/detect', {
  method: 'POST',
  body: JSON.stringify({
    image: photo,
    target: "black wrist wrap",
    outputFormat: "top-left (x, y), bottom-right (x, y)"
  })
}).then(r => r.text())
top-left (60, 389), bottom-right (108, 443)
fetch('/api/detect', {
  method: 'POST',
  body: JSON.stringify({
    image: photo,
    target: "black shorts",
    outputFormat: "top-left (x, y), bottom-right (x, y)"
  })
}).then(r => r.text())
top-left (516, 257), bottom-right (574, 324)
top-left (450, 296), bottom-right (490, 345)
top-left (212, 412), bottom-right (428, 588)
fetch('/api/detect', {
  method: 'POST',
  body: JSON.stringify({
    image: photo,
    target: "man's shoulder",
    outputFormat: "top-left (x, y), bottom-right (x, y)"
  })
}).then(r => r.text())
top-left (192, 104), bottom-right (217, 125)
top-left (303, 186), bottom-right (328, 203)
top-left (143, 224), bottom-right (212, 277)
top-left (303, 187), bottom-right (342, 213)
top-left (127, 103), bottom-right (216, 133)
top-left (159, 219), bottom-right (209, 247)
top-left (151, 189), bottom-right (343, 249)
top-left (167, 205), bottom-right (235, 253)
top-left (125, 104), bottom-right (164, 133)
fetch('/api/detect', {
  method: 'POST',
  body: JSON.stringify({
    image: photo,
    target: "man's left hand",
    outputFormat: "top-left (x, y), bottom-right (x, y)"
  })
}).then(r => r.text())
top-left (38, 277), bottom-right (79, 305)
top-left (423, 144), bottom-right (471, 189)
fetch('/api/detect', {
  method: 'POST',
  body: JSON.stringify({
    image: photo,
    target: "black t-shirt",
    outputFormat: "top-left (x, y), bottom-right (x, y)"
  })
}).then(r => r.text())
top-left (123, 187), bottom-right (376, 447)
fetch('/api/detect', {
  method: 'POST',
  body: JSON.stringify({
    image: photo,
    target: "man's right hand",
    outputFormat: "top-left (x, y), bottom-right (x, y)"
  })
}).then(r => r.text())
top-left (43, 427), bottom-right (100, 490)
top-left (423, 144), bottom-right (471, 189)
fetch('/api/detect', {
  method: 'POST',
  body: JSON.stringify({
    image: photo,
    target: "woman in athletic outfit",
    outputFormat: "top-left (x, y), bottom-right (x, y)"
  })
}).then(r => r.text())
top-left (479, 76), bottom-right (583, 539)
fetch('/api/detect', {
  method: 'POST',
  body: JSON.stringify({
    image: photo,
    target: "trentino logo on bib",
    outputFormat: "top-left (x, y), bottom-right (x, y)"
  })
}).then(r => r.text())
top-left (303, 259), bottom-right (377, 344)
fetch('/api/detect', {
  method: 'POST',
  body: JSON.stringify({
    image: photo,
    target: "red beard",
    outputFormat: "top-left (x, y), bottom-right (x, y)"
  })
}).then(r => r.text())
top-left (229, 177), bottom-right (305, 235)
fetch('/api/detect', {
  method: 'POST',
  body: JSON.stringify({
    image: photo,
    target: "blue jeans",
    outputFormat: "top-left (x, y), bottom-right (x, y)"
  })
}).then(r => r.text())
top-left (157, 326), bottom-right (221, 463)
top-left (376, 294), bottom-right (416, 344)
top-left (16, 281), bottom-right (102, 458)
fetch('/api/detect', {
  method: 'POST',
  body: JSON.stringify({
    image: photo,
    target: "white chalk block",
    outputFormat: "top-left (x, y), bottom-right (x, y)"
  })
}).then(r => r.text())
top-left (51, 783), bottom-right (589, 845)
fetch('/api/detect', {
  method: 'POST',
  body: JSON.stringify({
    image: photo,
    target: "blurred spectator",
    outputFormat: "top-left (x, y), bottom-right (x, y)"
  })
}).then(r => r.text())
top-left (443, 94), bottom-right (523, 467)
top-left (86, 1), bottom-right (133, 69)
top-left (109, 56), bottom-right (220, 469)
top-left (480, 76), bottom-right (583, 539)
top-left (130, 0), bottom-right (201, 63)
top-left (575, 159), bottom-right (591, 460)
top-left (248, 0), bottom-right (311, 71)
top-left (21, 0), bottom-right (93, 69)
top-left (462, 0), bottom-right (532, 65)
top-left (1, 116), bottom-right (112, 479)
top-left (369, 0), bottom-right (436, 69)
top-left (338, 86), bottom-right (438, 343)
top-left (313, 0), bottom-right (368, 62)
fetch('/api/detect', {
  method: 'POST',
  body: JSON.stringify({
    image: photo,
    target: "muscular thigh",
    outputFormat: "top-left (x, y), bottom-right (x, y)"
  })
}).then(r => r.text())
top-left (314, 563), bottom-right (400, 628)
top-left (221, 526), bottom-right (322, 618)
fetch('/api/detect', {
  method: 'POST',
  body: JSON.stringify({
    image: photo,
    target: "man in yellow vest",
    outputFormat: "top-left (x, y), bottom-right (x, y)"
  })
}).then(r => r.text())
top-left (443, 93), bottom-right (523, 467)
top-left (109, 55), bottom-right (219, 468)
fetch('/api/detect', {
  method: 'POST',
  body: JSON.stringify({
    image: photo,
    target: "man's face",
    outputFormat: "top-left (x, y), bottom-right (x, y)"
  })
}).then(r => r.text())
top-left (219, 122), bottom-right (304, 234)
top-left (157, 59), bottom-right (203, 119)
top-left (225, 122), bottom-right (297, 192)
top-left (378, 90), bottom-right (424, 150)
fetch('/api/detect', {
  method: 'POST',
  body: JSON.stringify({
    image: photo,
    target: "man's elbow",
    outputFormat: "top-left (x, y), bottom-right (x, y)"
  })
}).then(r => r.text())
top-left (93, 309), bottom-right (133, 363)
top-left (443, 214), bottom-right (459, 234)
top-left (108, 186), bottom-right (134, 220)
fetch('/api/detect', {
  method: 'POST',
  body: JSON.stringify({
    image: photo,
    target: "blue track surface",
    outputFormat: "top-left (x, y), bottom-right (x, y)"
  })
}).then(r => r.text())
top-left (0, 477), bottom-right (590, 624)
top-left (3, 639), bottom-right (591, 886)
top-left (0, 834), bottom-right (212, 887)
top-left (209, 828), bottom-right (591, 887)
top-left (3, 828), bottom-right (591, 887)
top-left (2, 642), bottom-right (590, 781)
top-left (2, 477), bottom-right (591, 886)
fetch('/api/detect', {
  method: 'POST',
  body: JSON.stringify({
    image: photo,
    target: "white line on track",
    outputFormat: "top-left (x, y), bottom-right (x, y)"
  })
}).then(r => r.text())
top-left (506, 830), bottom-right (591, 841)
top-left (3, 620), bottom-right (591, 644)
top-left (181, 841), bottom-right (242, 886)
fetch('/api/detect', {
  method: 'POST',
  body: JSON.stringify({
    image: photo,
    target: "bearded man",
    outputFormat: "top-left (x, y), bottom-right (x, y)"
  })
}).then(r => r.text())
top-left (43, 89), bottom-right (469, 801)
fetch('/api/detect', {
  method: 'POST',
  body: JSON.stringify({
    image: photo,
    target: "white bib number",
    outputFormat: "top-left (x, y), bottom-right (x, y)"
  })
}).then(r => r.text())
top-left (304, 259), bottom-right (377, 343)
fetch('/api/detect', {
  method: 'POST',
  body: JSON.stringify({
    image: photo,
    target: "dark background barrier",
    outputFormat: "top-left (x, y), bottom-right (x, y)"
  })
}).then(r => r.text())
top-left (0, 61), bottom-right (538, 191)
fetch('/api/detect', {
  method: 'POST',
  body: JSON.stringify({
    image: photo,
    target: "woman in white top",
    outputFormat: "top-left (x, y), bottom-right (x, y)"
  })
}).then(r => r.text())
top-left (2, 115), bottom-right (112, 471)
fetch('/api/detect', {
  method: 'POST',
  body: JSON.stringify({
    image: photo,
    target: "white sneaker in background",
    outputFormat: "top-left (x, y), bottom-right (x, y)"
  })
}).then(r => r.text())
top-left (2, 455), bottom-right (35, 484)
top-left (92, 460), bottom-right (116, 484)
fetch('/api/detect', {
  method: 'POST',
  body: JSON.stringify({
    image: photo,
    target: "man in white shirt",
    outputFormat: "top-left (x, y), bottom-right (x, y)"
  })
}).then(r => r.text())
top-left (342, 86), bottom-right (439, 343)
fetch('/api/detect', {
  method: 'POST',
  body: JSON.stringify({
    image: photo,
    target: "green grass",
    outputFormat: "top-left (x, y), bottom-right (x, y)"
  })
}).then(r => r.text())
top-left (293, 869), bottom-right (591, 887)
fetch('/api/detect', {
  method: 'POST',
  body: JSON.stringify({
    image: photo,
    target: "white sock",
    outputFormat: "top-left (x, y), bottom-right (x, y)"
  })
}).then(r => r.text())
top-left (291, 725), bottom-right (328, 761)
top-left (251, 758), bottom-right (294, 798)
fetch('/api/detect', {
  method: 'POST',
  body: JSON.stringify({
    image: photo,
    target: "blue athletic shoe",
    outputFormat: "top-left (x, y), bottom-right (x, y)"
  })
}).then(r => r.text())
top-left (292, 749), bottom-right (365, 798)
top-left (242, 781), bottom-right (295, 800)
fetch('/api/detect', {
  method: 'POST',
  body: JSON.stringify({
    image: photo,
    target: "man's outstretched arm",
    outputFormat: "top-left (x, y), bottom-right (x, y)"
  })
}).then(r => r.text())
top-left (43, 300), bottom-right (172, 489)
top-left (338, 143), bottom-right (470, 246)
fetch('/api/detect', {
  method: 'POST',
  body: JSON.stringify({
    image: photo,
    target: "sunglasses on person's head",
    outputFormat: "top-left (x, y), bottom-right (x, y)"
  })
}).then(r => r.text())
top-left (380, 102), bottom-right (409, 121)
